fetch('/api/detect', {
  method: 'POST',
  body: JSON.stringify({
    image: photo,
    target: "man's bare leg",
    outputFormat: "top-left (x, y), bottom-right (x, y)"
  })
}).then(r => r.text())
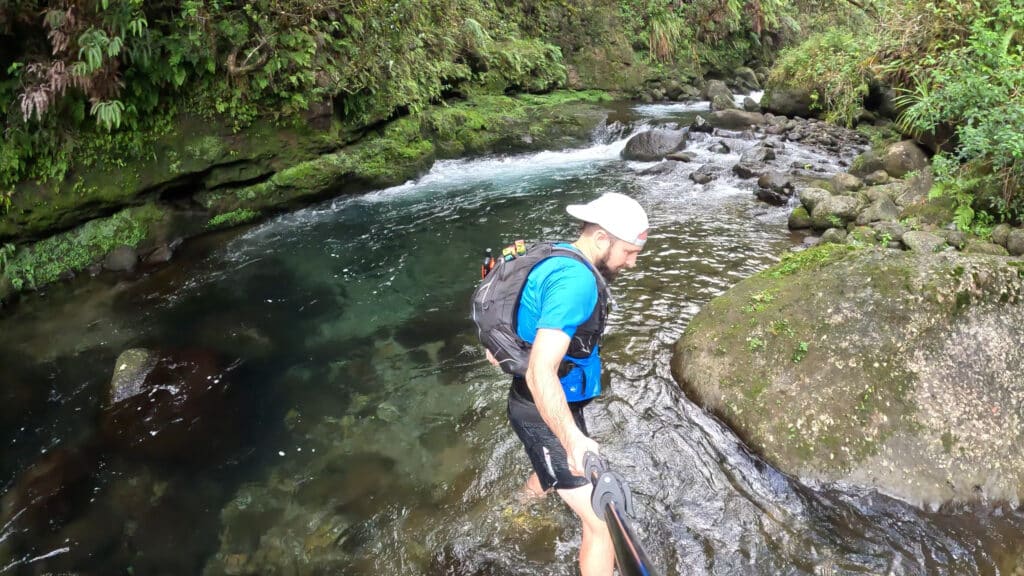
top-left (557, 483), bottom-right (614, 576)
top-left (516, 472), bottom-right (548, 503)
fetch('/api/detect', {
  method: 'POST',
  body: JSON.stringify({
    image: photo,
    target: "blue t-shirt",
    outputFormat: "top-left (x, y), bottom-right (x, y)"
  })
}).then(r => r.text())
top-left (516, 244), bottom-right (602, 402)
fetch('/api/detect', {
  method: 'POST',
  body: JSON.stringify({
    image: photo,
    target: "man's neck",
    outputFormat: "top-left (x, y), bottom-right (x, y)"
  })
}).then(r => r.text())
top-left (571, 237), bottom-right (600, 265)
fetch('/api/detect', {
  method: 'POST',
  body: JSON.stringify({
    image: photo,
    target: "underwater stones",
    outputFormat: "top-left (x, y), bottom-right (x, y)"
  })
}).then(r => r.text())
top-left (0, 445), bottom-right (98, 542)
top-left (100, 348), bottom-right (245, 463)
top-left (620, 128), bottom-right (688, 161)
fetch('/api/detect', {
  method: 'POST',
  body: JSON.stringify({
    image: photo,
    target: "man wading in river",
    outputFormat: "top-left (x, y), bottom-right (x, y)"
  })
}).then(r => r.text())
top-left (474, 192), bottom-right (648, 576)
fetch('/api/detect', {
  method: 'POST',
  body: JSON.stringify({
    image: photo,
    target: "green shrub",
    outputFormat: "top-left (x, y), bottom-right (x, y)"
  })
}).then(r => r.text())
top-left (890, 0), bottom-right (1024, 225)
top-left (769, 28), bottom-right (875, 126)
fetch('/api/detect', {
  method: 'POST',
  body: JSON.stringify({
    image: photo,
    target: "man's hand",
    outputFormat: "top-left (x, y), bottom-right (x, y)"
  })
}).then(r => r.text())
top-left (485, 349), bottom-right (500, 367)
top-left (566, 430), bottom-right (600, 477)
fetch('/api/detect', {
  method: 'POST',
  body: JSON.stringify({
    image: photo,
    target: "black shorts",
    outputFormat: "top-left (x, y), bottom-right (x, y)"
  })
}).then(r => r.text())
top-left (507, 377), bottom-right (592, 492)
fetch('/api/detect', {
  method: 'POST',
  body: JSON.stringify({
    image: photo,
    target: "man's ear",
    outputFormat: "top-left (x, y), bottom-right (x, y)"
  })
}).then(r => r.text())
top-left (594, 227), bottom-right (612, 250)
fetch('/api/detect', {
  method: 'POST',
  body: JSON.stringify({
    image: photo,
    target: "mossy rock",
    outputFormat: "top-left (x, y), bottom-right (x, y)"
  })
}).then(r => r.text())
top-left (2, 204), bottom-right (168, 293)
top-left (1, 116), bottom-right (347, 243)
top-left (673, 246), bottom-right (1024, 507)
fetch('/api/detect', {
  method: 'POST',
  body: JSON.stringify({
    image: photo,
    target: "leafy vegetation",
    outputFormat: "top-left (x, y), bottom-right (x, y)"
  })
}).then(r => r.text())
top-left (770, 0), bottom-right (1023, 228)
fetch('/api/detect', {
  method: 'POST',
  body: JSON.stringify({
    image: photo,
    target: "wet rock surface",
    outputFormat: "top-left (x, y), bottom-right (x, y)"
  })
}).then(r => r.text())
top-left (673, 247), bottom-right (1024, 507)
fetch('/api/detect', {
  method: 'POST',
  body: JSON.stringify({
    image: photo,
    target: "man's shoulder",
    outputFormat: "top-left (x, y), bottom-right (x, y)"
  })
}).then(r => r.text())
top-left (529, 253), bottom-right (595, 285)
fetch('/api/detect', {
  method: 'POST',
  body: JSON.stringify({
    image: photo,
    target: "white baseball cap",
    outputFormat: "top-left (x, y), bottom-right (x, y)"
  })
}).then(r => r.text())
top-left (566, 192), bottom-right (649, 247)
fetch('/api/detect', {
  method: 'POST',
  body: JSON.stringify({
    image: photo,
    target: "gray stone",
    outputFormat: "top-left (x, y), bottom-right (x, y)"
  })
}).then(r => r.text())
top-left (788, 206), bottom-right (813, 230)
top-left (883, 140), bottom-right (929, 178)
top-left (992, 224), bottom-right (1013, 247)
top-left (742, 97), bottom-right (760, 112)
top-left (757, 171), bottom-right (792, 193)
top-left (864, 170), bottom-right (890, 186)
top-left (756, 187), bottom-right (792, 206)
top-left (665, 151), bottom-right (696, 162)
top-left (733, 66), bottom-right (760, 90)
top-left (902, 231), bottom-right (948, 253)
top-left (703, 79), bottom-right (733, 103)
top-left (964, 240), bottom-right (1010, 256)
top-left (831, 173), bottom-right (864, 194)
top-left (690, 164), bottom-right (722, 184)
top-left (820, 228), bottom-right (848, 244)
top-left (711, 93), bottom-right (738, 111)
top-left (690, 115), bottom-right (714, 133)
top-left (856, 196), bottom-right (900, 225)
top-left (621, 129), bottom-right (688, 161)
top-left (871, 221), bottom-right (908, 243)
top-left (1006, 229), bottom-right (1024, 256)
top-left (109, 349), bottom-right (160, 404)
top-left (935, 229), bottom-right (967, 250)
top-left (145, 245), bottom-right (174, 264)
top-left (103, 246), bottom-right (139, 272)
top-left (848, 226), bottom-right (877, 244)
top-left (798, 187), bottom-right (832, 213)
top-left (707, 110), bottom-right (766, 130)
top-left (740, 145), bottom-right (775, 164)
top-left (733, 161), bottom-right (767, 179)
top-left (760, 86), bottom-right (815, 118)
top-left (810, 195), bottom-right (862, 230)
top-left (850, 150), bottom-right (886, 177)
top-left (710, 141), bottom-right (731, 154)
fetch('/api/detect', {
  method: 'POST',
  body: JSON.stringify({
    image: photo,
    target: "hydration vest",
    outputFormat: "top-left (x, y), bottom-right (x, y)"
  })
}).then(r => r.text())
top-left (471, 242), bottom-right (611, 379)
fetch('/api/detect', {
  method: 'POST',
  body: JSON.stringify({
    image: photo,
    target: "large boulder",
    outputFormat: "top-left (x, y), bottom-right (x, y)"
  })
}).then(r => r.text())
top-left (620, 129), bottom-right (688, 161)
top-left (760, 86), bottom-right (815, 118)
top-left (883, 140), bottom-right (930, 178)
top-left (810, 195), bottom-right (862, 230)
top-left (703, 79), bottom-right (734, 103)
top-left (707, 110), bottom-right (766, 130)
top-left (673, 246), bottom-right (1024, 507)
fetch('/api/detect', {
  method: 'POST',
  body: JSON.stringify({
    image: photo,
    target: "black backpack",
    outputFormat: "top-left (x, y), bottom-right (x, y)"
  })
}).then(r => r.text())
top-left (471, 242), bottom-right (608, 376)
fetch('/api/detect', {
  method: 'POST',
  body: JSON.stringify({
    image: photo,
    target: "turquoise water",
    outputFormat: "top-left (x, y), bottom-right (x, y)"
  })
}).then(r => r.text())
top-left (1, 104), bottom-right (1022, 575)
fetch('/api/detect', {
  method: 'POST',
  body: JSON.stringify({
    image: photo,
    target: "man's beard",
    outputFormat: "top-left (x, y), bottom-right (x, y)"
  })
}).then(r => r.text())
top-left (595, 252), bottom-right (618, 283)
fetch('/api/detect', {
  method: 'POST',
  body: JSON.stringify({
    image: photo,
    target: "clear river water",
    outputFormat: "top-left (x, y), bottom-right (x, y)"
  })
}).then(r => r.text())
top-left (1, 101), bottom-right (1022, 575)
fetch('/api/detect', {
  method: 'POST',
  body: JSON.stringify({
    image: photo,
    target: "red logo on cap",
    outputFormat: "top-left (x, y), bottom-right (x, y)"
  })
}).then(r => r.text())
top-left (637, 230), bottom-right (648, 241)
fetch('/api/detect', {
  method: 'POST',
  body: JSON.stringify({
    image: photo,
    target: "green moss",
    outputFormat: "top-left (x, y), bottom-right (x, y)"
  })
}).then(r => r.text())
top-left (941, 430), bottom-right (958, 454)
top-left (761, 243), bottom-right (858, 279)
top-left (185, 135), bottom-right (227, 163)
top-left (207, 209), bottom-right (260, 230)
top-left (3, 205), bottom-right (165, 291)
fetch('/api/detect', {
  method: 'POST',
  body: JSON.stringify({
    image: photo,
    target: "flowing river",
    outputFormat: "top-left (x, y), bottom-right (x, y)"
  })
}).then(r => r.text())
top-left (1, 102), bottom-right (1022, 575)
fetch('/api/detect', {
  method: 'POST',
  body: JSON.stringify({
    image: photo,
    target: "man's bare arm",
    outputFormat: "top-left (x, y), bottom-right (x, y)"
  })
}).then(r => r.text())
top-left (526, 328), bottom-right (600, 475)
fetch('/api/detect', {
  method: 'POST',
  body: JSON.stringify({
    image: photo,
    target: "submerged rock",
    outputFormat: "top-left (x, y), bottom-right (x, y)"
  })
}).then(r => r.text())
top-left (673, 246), bottom-right (1024, 507)
top-left (100, 348), bottom-right (245, 463)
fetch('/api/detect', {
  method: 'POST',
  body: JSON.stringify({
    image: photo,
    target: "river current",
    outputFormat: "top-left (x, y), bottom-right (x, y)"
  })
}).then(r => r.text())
top-left (1, 101), bottom-right (1022, 575)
